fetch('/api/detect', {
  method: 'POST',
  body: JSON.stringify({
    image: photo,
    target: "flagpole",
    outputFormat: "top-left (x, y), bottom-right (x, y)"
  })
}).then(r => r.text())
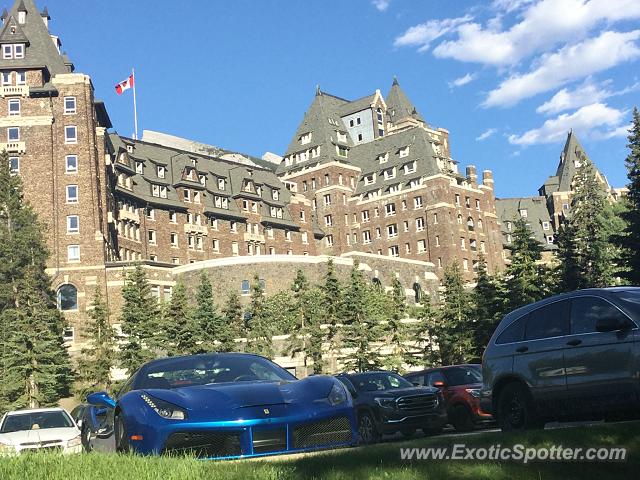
top-left (132, 68), bottom-right (138, 140)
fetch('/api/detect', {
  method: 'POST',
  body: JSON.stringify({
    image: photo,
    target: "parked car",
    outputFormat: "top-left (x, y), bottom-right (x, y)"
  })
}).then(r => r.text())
top-left (481, 287), bottom-right (640, 431)
top-left (85, 352), bottom-right (357, 458)
top-left (335, 371), bottom-right (447, 444)
top-left (70, 403), bottom-right (112, 452)
top-left (0, 408), bottom-right (82, 455)
top-left (404, 364), bottom-right (493, 431)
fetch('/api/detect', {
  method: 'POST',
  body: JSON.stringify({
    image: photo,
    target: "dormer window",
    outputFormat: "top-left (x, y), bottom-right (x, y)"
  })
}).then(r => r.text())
top-left (336, 145), bottom-right (348, 157)
top-left (18, 12), bottom-right (26, 25)
top-left (135, 162), bottom-right (143, 174)
top-left (336, 131), bottom-right (347, 143)
top-left (378, 153), bottom-right (389, 164)
top-left (3, 45), bottom-right (12, 59)
top-left (383, 167), bottom-right (396, 180)
top-left (217, 178), bottom-right (225, 190)
top-left (299, 132), bottom-right (312, 145)
top-left (272, 189), bottom-right (280, 201)
top-left (14, 44), bottom-right (23, 59)
top-left (364, 173), bottom-right (376, 186)
top-left (157, 166), bottom-right (166, 179)
top-left (399, 147), bottom-right (410, 158)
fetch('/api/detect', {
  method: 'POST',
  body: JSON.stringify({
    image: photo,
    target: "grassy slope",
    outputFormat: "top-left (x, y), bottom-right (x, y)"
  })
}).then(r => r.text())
top-left (0, 422), bottom-right (637, 480)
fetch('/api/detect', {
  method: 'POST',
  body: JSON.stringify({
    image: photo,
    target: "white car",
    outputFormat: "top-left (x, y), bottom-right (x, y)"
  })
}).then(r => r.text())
top-left (0, 408), bottom-right (82, 455)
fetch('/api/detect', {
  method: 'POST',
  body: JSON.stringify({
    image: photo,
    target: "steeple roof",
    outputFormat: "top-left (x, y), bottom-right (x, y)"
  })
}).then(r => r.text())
top-left (385, 77), bottom-right (425, 124)
top-left (0, 0), bottom-right (71, 76)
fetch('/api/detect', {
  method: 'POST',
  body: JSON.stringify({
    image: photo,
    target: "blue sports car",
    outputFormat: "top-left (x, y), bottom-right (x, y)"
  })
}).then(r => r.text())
top-left (84, 353), bottom-right (357, 458)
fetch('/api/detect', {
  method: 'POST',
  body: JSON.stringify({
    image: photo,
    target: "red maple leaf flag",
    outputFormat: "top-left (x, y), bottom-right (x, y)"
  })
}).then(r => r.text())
top-left (115, 74), bottom-right (134, 95)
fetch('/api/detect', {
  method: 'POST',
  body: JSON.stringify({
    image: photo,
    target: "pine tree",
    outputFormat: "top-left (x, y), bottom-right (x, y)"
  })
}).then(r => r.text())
top-left (220, 291), bottom-right (243, 352)
top-left (557, 157), bottom-right (616, 289)
top-left (119, 265), bottom-right (159, 374)
top-left (409, 298), bottom-right (439, 367)
top-left (76, 288), bottom-right (116, 395)
top-left (505, 219), bottom-right (547, 310)
top-left (245, 275), bottom-right (273, 358)
top-left (382, 278), bottom-right (410, 371)
top-left (342, 261), bottom-right (382, 372)
top-left (320, 259), bottom-right (343, 356)
top-left (615, 107), bottom-right (640, 284)
top-left (471, 257), bottom-right (506, 357)
top-left (162, 281), bottom-right (196, 356)
top-left (436, 262), bottom-right (475, 365)
top-left (0, 153), bottom-right (72, 409)
top-left (191, 271), bottom-right (224, 353)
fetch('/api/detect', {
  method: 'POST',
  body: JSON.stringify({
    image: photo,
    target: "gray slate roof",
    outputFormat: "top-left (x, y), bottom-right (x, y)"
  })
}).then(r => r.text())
top-left (0, 0), bottom-right (71, 76)
top-left (496, 197), bottom-right (556, 250)
top-left (385, 78), bottom-right (425, 125)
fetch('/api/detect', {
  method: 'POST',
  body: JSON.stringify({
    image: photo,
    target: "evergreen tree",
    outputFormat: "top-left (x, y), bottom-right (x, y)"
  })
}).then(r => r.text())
top-left (245, 275), bottom-right (273, 358)
top-left (118, 265), bottom-right (158, 374)
top-left (409, 298), bottom-right (439, 367)
top-left (162, 281), bottom-right (196, 356)
top-left (557, 157), bottom-right (616, 290)
top-left (615, 107), bottom-right (640, 284)
top-left (382, 278), bottom-right (410, 371)
top-left (0, 153), bottom-right (72, 409)
top-left (435, 262), bottom-right (475, 365)
top-left (191, 271), bottom-right (224, 353)
top-left (220, 291), bottom-right (243, 352)
top-left (76, 288), bottom-right (116, 395)
top-left (471, 257), bottom-right (507, 357)
top-left (342, 261), bottom-right (382, 372)
top-left (505, 219), bottom-right (547, 310)
top-left (320, 259), bottom-right (343, 356)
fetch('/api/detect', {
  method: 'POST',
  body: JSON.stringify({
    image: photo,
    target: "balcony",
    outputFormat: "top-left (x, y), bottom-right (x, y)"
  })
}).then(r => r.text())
top-left (243, 232), bottom-right (265, 243)
top-left (0, 141), bottom-right (26, 153)
top-left (118, 208), bottom-right (140, 223)
top-left (0, 85), bottom-right (29, 97)
top-left (184, 223), bottom-right (208, 235)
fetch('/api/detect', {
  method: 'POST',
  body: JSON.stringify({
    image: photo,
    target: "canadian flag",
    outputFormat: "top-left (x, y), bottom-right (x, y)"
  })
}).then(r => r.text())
top-left (115, 74), bottom-right (134, 95)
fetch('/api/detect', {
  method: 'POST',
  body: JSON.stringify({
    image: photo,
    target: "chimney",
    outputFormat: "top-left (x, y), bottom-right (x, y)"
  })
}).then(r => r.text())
top-left (466, 165), bottom-right (478, 187)
top-left (482, 170), bottom-right (494, 190)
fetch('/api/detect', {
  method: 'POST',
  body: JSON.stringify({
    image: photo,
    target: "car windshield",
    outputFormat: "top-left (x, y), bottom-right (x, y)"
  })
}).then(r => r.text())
top-left (614, 291), bottom-right (640, 322)
top-left (136, 354), bottom-right (296, 389)
top-left (349, 372), bottom-right (413, 392)
top-left (0, 411), bottom-right (74, 433)
top-left (443, 366), bottom-right (482, 386)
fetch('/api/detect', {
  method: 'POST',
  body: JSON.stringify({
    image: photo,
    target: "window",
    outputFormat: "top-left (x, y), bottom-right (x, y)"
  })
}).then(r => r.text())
top-left (285, 231), bottom-right (292, 242)
top-left (146, 207), bottom-right (155, 220)
top-left (148, 230), bottom-right (156, 245)
top-left (300, 132), bottom-right (312, 145)
top-left (66, 185), bottom-right (78, 203)
top-left (16, 71), bottom-right (25, 85)
top-left (520, 209), bottom-right (528, 218)
top-left (363, 230), bottom-right (371, 244)
top-left (455, 194), bottom-right (461, 206)
top-left (135, 161), bottom-right (143, 174)
top-left (403, 161), bottom-right (416, 174)
top-left (194, 191), bottom-right (201, 204)
top-left (65, 126), bottom-right (77, 144)
top-left (66, 215), bottom-right (79, 234)
top-left (476, 199), bottom-right (481, 211)
top-left (57, 284), bottom-right (78, 311)
top-left (2, 72), bottom-right (10, 85)
top-left (542, 221), bottom-right (550, 231)
top-left (184, 189), bottom-right (191, 202)
top-left (171, 257), bottom-right (180, 265)
top-left (433, 213), bottom-right (438, 224)
top-left (149, 255), bottom-right (158, 262)
top-left (417, 239), bottom-right (427, 253)
top-left (324, 215), bottom-right (333, 227)
top-left (337, 145), bottom-right (348, 157)
top-left (64, 97), bottom-right (76, 114)
top-left (170, 232), bottom-right (178, 247)
top-left (8, 99), bottom-right (20, 116)
top-left (416, 217), bottom-right (425, 231)
top-left (414, 196), bottom-right (423, 209)
top-left (374, 207), bottom-right (379, 217)
top-left (385, 203), bottom-right (396, 216)
top-left (212, 238), bottom-right (220, 252)
top-left (2, 44), bottom-right (12, 59)
top-left (157, 166), bottom-right (166, 179)
top-left (383, 167), bottom-right (396, 180)
top-left (388, 245), bottom-right (399, 257)
top-left (376, 227), bottom-right (381, 238)
top-left (570, 297), bottom-right (630, 335)
top-left (525, 301), bottom-right (570, 340)
top-left (387, 224), bottom-right (398, 238)
top-left (435, 235), bottom-right (440, 246)
top-left (399, 147), bottom-right (409, 158)
top-left (496, 316), bottom-right (527, 344)
top-left (463, 259), bottom-right (469, 271)
top-left (323, 194), bottom-right (331, 206)
top-left (230, 221), bottom-right (237, 233)
top-left (196, 236), bottom-right (203, 251)
top-left (403, 220), bottom-right (409, 232)
top-left (364, 173), bottom-right (376, 185)
top-left (547, 236), bottom-right (554, 244)
top-left (301, 232), bottom-right (308, 244)
top-left (460, 237), bottom-right (466, 249)
top-left (299, 211), bottom-right (306, 222)
top-left (231, 241), bottom-right (239, 256)
top-left (67, 245), bottom-right (80, 262)
top-left (389, 184), bottom-right (401, 194)
top-left (167, 211), bottom-right (176, 223)
top-left (379, 153), bottom-right (389, 163)
top-left (7, 127), bottom-right (19, 141)
top-left (465, 197), bottom-right (471, 208)
top-left (562, 203), bottom-right (569, 211)
top-left (9, 156), bottom-right (18, 175)
top-left (325, 235), bottom-right (334, 247)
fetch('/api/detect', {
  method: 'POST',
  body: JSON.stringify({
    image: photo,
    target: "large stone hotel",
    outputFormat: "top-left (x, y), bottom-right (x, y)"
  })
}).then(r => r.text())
top-left (2, 0), bottom-right (622, 351)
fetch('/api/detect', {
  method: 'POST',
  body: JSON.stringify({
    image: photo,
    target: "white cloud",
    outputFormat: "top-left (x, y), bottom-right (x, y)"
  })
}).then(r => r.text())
top-left (536, 80), bottom-right (640, 114)
top-left (476, 128), bottom-right (498, 141)
top-left (448, 72), bottom-right (477, 89)
top-left (393, 16), bottom-right (473, 53)
top-left (483, 30), bottom-right (640, 107)
top-left (508, 103), bottom-right (627, 145)
top-left (372, 0), bottom-right (391, 12)
top-left (491, 0), bottom-right (536, 13)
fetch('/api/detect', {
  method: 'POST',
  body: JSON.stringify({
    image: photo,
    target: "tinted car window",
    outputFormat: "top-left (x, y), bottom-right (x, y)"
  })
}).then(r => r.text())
top-left (495, 315), bottom-right (527, 344)
top-left (525, 301), bottom-right (569, 340)
top-left (614, 291), bottom-right (640, 324)
top-left (571, 297), bottom-right (630, 334)
top-left (1, 411), bottom-right (74, 433)
top-left (443, 366), bottom-right (482, 386)
top-left (405, 373), bottom-right (426, 386)
top-left (426, 371), bottom-right (447, 386)
top-left (349, 372), bottom-right (413, 392)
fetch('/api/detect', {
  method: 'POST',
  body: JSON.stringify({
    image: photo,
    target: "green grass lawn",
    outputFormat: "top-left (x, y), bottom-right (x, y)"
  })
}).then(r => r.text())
top-left (0, 421), bottom-right (637, 480)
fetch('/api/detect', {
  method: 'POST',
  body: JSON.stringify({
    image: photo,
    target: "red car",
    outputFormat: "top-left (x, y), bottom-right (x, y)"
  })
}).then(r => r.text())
top-left (404, 364), bottom-right (493, 432)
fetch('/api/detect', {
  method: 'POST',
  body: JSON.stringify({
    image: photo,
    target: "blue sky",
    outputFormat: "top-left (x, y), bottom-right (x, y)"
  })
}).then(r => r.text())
top-left (35, 0), bottom-right (639, 198)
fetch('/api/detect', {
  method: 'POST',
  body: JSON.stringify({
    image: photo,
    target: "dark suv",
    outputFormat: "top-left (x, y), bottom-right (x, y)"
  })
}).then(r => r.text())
top-left (336, 371), bottom-right (447, 444)
top-left (405, 365), bottom-right (492, 431)
top-left (481, 287), bottom-right (640, 431)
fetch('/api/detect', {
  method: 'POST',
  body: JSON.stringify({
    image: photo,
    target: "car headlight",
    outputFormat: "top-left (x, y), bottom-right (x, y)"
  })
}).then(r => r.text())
top-left (67, 435), bottom-right (82, 448)
top-left (374, 397), bottom-right (396, 409)
top-left (327, 383), bottom-right (348, 406)
top-left (465, 388), bottom-right (481, 398)
top-left (0, 442), bottom-right (15, 454)
top-left (141, 394), bottom-right (187, 420)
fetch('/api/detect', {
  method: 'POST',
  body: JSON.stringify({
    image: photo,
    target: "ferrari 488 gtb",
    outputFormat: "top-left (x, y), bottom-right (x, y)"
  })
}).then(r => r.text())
top-left (84, 353), bottom-right (357, 458)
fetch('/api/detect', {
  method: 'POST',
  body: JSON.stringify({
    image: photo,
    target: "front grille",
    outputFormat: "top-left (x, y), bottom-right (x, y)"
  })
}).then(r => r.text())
top-left (21, 445), bottom-right (63, 454)
top-left (163, 431), bottom-right (242, 458)
top-left (397, 394), bottom-right (438, 412)
top-left (252, 428), bottom-right (287, 454)
top-left (20, 440), bottom-right (61, 447)
top-left (292, 416), bottom-right (352, 449)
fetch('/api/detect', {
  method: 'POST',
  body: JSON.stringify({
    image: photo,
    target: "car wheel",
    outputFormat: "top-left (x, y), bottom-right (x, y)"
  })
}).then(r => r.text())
top-left (114, 413), bottom-right (130, 453)
top-left (401, 428), bottom-right (416, 438)
top-left (497, 383), bottom-right (543, 431)
top-left (357, 412), bottom-right (379, 445)
top-left (451, 405), bottom-right (475, 432)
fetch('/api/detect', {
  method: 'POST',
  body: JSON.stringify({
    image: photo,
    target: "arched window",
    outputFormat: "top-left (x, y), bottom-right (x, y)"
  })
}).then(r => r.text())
top-left (413, 283), bottom-right (422, 303)
top-left (457, 214), bottom-right (463, 224)
top-left (467, 217), bottom-right (474, 231)
top-left (57, 284), bottom-right (78, 311)
top-left (478, 218), bottom-right (483, 230)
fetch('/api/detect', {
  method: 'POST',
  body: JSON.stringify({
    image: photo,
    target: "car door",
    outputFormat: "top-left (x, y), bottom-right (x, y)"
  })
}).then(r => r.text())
top-left (563, 295), bottom-right (637, 408)
top-left (513, 300), bottom-right (570, 409)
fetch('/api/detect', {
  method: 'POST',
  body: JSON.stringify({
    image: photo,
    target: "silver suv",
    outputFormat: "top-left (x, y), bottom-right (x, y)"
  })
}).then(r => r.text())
top-left (480, 287), bottom-right (640, 431)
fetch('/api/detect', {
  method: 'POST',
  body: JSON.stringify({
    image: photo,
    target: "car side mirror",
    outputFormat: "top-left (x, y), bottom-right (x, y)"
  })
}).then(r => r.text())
top-left (596, 317), bottom-right (629, 333)
top-left (86, 391), bottom-right (116, 409)
top-left (75, 419), bottom-right (83, 429)
top-left (433, 381), bottom-right (446, 388)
